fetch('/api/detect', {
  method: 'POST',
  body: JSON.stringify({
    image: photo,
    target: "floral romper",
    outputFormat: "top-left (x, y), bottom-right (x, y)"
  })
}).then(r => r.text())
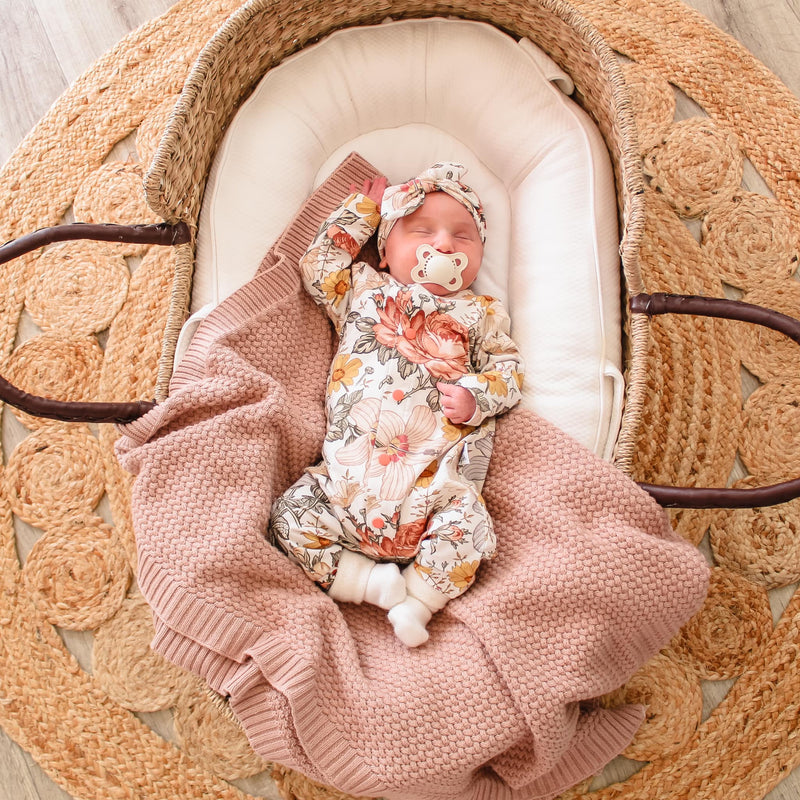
top-left (269, 193), bottom-right (525, 600)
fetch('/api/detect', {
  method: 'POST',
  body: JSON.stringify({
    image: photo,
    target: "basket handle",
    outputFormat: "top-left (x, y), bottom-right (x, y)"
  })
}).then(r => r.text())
top-left (630, 292), bottom-right (800, 509)
top-left (0, 222), bottom-right (191, 423)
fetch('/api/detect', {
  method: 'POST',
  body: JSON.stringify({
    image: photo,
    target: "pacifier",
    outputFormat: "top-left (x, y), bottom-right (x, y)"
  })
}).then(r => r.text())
top-left (410, 244), bottom-right (469, 291)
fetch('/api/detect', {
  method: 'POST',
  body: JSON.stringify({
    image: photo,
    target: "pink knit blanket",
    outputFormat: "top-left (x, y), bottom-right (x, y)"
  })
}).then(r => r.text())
top-left (116, 155), bottom-right (709, 800)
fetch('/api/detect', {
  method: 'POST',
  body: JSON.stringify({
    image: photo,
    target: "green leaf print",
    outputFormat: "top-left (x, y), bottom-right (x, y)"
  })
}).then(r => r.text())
top-left (351, 331), bottom-right (379, 356)
top-left (353, 316), bottom-right (376, 333)
top-left (396, 356), bottom-right (418, 380)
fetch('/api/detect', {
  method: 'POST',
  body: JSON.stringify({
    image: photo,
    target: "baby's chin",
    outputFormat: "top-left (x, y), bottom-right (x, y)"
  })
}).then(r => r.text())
top-left (416, 281), bottom-right (470, 297)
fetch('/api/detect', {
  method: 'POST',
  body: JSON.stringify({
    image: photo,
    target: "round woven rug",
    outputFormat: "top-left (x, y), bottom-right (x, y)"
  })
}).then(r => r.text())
top-left (1, 1), bottom-right (799, 799)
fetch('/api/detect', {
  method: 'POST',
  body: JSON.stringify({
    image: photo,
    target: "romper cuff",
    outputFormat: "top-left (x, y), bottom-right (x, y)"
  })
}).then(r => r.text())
top-left (328, 550), bottom-right (374, 604)
top-left (404, 566), bottom-right (450, 611)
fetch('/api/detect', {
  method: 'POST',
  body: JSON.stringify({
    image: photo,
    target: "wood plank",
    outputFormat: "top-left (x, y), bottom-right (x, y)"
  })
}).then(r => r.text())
top-left (685, 0), bottom-right (800, 97)
top-left (0, 725), bottom-right (43, 800)
top-left (0, 0), bottom-right (70, 165)
top-left (0, 725), bottom-right (71, 800)
top-left (31, 0), bottom-right (178, 83)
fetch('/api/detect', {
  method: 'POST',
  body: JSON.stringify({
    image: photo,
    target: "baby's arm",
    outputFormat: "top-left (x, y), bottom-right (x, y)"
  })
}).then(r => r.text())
top-left (299, 177), bottom-right (387, 330)
top-left (443, 299), bottom-right (525, 426)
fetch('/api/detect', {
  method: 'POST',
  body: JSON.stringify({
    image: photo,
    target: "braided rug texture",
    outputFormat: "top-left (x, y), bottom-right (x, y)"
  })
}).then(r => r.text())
top-left (0, 0), bottom-right (798, 798)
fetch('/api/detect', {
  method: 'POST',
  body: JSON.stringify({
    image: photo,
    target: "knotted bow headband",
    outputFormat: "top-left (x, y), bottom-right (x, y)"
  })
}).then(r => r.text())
top-left (377, 162), bottom-right (487, 256)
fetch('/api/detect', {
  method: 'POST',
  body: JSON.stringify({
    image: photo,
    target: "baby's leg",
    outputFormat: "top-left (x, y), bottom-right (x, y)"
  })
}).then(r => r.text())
top-left (389, 486), bottom-right (495, 646)
top-left (269, 472), bottom-right (346, 591)
top-left (270, 473), bottom-right (405, 608)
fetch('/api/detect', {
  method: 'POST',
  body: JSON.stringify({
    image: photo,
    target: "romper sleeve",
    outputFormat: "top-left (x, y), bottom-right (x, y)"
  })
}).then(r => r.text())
top-left (455, 298), bottom-right (525, 426)
top-left (299, 192), bottom-right (381, 332)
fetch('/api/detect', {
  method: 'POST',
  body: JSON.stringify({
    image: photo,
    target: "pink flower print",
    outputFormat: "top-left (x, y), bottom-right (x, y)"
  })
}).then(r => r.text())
top-left (373, 299), bottom-right (469, 380)
top-left (336, 400), bottom-right (438, 500)
top-left (336, 397), bottom-right (381, 465)
top-left (369, 404), bottom-right (438, 500)
top-left (326, 224), bottom-right (361, 258)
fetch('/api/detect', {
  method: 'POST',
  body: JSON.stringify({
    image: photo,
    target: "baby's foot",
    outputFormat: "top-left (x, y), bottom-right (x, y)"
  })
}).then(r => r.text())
top-left (387, 596), bottom-right (432, 647)
top-left (364, 562), bottom-right (406, 609)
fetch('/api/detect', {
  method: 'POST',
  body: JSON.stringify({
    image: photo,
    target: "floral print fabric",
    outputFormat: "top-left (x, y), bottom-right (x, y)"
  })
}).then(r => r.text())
top-left (270, 192), bottom-right (524, 599)
top-left (376, 161), bottom-right (487, 255)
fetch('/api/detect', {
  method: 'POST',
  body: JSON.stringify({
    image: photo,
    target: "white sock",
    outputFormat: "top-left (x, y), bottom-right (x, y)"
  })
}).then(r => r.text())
top-left (387, 566), bottom-right (450, 647)
top-left (328, 552), bottom-right (407, 609)
top-left (364, 562), bottom-right (407, 609)
top-left (387, 596), bottom-right (433, 647)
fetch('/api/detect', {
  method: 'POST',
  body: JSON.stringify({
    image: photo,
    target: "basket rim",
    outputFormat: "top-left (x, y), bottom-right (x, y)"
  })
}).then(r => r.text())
top-left (145, 0), bottom-right (647, 466)
top-left (145, 0), bottom-right (645, 241)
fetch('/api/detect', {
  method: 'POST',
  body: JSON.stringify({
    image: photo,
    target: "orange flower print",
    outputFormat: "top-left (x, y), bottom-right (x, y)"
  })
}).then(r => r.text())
top-left (449, 560), bottom-right (480, 590)
top-left (415, 460), bottom-right (439, 488)
top-left (441, 417), bottom-right (475, 442)
top-left (512, 370), bottom-right (524, 390)
top-left (477, 371), bottom-right (509, 396)
top-left (356, 196), bottom-right (381, 228)
top-left (414, 562), bottom-right (433, 578)
top-left (301, 531), bottom-right (335, 549)
top-left (373, 298), bottom-right (469, 380)
top-left (328, 354), bottom-right (362, 394)
top-left (320, 268), bottom-right (351, 307)
top-left (326, 224), bottom-right (361, 258)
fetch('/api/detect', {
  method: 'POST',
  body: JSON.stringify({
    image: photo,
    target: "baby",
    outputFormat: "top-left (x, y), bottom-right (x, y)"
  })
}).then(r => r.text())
top-left (270, 163), bottom-right (524, 646)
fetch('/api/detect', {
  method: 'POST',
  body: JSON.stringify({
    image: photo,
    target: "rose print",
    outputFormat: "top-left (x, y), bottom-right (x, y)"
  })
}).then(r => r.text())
top-left (326, 224), bottom-right (361, 258)
top-left (358, 517), bottom-right (428, 560)
top-left (372, 298), bottom-right (469, 380)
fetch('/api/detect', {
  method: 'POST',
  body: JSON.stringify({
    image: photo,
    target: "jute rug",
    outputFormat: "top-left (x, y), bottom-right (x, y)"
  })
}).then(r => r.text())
top-left (1, 0), bottom-right (799, 798)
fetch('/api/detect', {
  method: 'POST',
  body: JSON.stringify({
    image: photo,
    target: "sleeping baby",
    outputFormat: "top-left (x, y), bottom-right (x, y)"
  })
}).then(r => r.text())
top-left (269, 163), bottom-right (524, 646)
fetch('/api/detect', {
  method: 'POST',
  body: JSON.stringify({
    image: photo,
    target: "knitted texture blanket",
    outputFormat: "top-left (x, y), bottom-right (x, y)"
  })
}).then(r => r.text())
top-left (116, 155), bottom-right (709, 800)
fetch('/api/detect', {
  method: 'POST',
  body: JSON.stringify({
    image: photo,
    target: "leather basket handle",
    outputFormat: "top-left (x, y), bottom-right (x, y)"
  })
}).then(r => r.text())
top-left (0, 222), bottom-right (191, 423)
top-left (630, 292), bottom-right (800, 509)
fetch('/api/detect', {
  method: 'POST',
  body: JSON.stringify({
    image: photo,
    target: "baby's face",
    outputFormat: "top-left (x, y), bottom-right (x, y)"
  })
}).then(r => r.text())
top-left (380, 192), bottom-right (484, 296)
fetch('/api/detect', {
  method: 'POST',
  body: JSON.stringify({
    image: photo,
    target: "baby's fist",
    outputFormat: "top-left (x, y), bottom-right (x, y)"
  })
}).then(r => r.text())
top-left (437, 382), bottom-right (476, 424)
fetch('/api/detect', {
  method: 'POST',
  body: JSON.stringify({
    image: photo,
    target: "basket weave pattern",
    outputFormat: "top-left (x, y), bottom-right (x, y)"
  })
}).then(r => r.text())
top-left (0, 0), bottom-right (798, 799)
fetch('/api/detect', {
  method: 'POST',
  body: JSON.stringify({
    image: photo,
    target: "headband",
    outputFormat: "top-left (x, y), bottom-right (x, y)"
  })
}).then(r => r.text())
top-left (377, 162), bottom-right (486, 256)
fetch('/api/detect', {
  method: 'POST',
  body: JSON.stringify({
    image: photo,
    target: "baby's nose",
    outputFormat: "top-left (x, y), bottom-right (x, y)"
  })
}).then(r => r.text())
top-left (434, 231), bottom-right (455, 253)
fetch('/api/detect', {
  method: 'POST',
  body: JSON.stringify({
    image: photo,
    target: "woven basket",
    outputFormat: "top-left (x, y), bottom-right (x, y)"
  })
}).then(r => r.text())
top-left (141, 0), bottom-right (647, 456)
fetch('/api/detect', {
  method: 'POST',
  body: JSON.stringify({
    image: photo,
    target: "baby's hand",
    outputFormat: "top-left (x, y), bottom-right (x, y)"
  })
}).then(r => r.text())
top-left (350, 176), bottom-right (388, 207)
top-left (437, 382), bottom-right (476, 424)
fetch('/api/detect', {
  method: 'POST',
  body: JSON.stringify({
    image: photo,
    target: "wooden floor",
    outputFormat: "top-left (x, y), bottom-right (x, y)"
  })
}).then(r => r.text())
top-left (1, 1), bottom-right (800, 798)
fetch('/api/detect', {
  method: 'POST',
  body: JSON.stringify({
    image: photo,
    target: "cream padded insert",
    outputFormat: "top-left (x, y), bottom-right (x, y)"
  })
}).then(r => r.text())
top-left (188, 18), bottom-right (624, 459)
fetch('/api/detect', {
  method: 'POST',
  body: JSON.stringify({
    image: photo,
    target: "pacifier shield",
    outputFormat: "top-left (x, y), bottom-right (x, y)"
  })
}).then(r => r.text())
top-left (410, 244), bottom-right (468, 291)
